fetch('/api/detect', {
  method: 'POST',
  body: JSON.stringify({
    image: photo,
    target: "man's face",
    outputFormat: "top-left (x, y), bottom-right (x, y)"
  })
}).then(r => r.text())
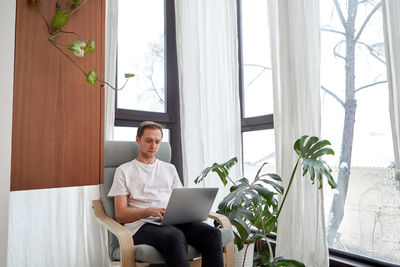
top-left (136, 128), bottom-right (162, 160)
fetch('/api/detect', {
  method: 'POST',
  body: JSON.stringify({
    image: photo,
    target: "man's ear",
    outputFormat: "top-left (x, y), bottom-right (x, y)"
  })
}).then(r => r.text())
top-left (136, 136), bottom-right (140, 144)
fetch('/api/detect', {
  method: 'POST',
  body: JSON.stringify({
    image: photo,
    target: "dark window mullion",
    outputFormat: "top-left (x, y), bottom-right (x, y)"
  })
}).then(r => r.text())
top-left (237, 0), bottom-right (245, 121)
top-left (165, 0), bottom-right (183, 181)
top-left (241, 114), bottom-right (274, 132)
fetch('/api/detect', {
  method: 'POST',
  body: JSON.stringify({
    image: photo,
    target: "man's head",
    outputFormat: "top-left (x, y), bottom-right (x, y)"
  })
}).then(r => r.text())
top-left (136, 121), bottom-right (163, 163)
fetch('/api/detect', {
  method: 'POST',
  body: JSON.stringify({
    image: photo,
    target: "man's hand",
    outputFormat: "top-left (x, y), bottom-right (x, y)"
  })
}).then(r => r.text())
top-left (146, 207), bottom-right (166, 219)
top-left (114, 195), bottom-right (167, 223)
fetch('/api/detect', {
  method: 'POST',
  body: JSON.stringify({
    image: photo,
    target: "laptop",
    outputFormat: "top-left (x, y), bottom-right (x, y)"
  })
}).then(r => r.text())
top-left (140, 187), bottom-right (219, 226)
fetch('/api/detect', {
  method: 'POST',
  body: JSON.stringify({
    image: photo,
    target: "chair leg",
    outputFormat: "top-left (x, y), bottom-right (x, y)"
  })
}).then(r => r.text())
top-left (224, 242), bottom-right (235, 267)
top-left (189, 258), bottom-right (202, 267)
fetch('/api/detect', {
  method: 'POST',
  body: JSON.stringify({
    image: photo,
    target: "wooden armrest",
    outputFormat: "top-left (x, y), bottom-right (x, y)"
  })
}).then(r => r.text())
top-left (208, 212), bottom-right (233, 229)
top-left (92, 200), bottom-right (135, 267)
top-left (209, 212), bottom-right (235, 267)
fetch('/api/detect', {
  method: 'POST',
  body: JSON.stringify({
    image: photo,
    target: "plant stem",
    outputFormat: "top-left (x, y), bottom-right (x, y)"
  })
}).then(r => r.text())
top-left (49, 39), bottom-right (70, 47)
top-left (266, 239), bottom-right (274, 263)
top-left (98, 77), bottom-right (131, 91)
top-left (49, 30), bottom-right (80, 47)
top-left (37, 0), bottom-right (58, 35)
top-left (275, 158), bottom-right (300, 219)
top-left (48, 38), bottom-right (87, 77)
top-left (62, 1), bottom-right (75, 11)
top-left (60, 29), bottom-right (81, 39)
top-left (226, 175), bottom-right (236, 186)
top-left (242, 243), bottom-right (250, 267)
top-left (70, 0), bottom-right (87, 15)
top-left (254, 162), bottom-right (268, 183)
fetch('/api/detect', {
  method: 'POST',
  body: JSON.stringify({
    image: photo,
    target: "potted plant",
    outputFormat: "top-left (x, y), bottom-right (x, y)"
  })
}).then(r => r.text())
top-left (195, 135), bottom-right (337, 267)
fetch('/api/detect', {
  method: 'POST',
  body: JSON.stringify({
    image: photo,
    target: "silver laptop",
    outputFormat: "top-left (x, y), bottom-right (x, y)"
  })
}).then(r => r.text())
top-left (140, 187), bottom-right (219, 225)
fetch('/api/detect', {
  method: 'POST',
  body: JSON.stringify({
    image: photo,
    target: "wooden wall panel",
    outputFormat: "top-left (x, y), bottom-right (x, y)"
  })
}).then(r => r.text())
top-left (11, 0), bottom-right (104, 191)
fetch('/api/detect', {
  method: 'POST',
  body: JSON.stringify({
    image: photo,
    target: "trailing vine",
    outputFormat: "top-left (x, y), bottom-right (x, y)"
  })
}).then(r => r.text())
top-left (31, 0), bottom-right (134, 91)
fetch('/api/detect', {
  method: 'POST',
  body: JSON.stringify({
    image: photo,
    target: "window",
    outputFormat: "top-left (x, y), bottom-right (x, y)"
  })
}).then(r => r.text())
top-left (320, 0), bottom-right (399, 265)
top-left (114, 0), bottom-right (183, 178)
top-left (238, 0), bottom-right (275, 180)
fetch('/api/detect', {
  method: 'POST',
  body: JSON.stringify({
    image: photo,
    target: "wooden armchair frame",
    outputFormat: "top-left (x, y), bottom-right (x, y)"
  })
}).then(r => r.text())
top-left (92, 199), bottom-right (235, 267)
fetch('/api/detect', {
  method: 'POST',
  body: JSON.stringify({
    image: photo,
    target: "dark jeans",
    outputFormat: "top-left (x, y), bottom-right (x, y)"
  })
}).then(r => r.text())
top-left (133, 221), bottom-right (224, 267)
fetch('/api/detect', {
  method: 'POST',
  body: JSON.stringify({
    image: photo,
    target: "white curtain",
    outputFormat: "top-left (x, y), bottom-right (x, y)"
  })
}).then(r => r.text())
top-left (7, 1), bottom-right (118, 266)
top-left (7, 187), bottom-right (108, 267)
top-left (268, 0), bottom-right (328, 266)
top-left (383, 0), bottom-right (400, 190)
top-left (175, 0), bottom-right (242, 206)
top-left (104, 0), bottom-right (118, 141)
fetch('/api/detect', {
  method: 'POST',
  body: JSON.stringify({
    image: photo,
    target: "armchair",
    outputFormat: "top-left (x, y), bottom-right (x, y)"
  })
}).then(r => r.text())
top-left (92, 141), bottom-right (235, 267)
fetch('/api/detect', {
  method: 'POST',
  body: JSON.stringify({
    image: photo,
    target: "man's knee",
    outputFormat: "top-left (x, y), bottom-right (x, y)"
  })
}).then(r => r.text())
top-left (206, 227), bottom-right (223, 247)
top-left (163, 226), bottom-right (188, 248)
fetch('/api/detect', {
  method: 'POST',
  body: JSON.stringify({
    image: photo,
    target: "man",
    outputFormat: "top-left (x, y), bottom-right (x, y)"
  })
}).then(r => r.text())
top-left (108, 121), bottom-right (223, 267)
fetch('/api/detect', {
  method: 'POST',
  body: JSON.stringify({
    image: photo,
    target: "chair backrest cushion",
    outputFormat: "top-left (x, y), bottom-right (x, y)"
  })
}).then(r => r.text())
top-left (101, 140), bottom-right (171, 259)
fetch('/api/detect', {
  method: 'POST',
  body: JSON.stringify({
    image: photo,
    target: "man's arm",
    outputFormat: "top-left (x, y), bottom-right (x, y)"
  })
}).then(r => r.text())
top-left (114, 195), bottom-right (166, 224)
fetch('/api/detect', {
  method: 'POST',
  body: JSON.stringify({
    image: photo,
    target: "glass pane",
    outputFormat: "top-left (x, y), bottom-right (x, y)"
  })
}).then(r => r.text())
top-left (241, 0), bottom-right (273, 117)
top-left (242, 129), bottom-right (275, 182)
top-left (320, 1), bottom-right (398, 264)
top-left (114, 127), bottom-right (170, 143)
top-left (117, 0), bottom-right (165, 112)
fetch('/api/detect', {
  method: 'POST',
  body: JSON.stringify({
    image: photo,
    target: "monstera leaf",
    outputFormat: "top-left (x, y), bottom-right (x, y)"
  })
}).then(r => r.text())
top-left (254, 250), bottom-right (306, 267)
top-left (294, 135), bottom-right (337, 189)
top-left (194, 157), bottom-right (238, 186)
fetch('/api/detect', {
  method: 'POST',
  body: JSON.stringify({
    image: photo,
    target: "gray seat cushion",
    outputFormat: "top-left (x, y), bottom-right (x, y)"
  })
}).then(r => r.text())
top-left (112, 228), bottom-right (234, 262)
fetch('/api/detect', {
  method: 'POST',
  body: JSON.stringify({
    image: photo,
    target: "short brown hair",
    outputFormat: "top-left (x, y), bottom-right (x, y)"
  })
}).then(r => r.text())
top-left (137, 121), bottom-right (163, 139)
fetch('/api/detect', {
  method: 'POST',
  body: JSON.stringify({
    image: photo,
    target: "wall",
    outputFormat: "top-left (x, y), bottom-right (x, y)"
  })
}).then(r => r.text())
top-left (0, 0), bottom-right (16, 266)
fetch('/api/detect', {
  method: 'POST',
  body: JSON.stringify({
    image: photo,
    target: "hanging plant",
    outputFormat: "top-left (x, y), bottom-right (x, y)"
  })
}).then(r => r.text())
top-left (31, 0), bottom-right (134, 90)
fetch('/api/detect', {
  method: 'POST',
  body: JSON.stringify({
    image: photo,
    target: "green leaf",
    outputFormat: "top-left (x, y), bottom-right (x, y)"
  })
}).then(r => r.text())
top-left (194, 157), bottom-right (238, 185)
top-left (234, 233), bottom-right (244, 251)
top-left (294, 135), bottom-right (308, 155)
top-left (68, 39), bottom-right (86, 57)
top-left (52, 9), bottom-right (71, 29)
top-left (306, 140), bottom-right (332, 157)
top-left (311, 147), bottom-right (335, 159)
top-left (73, 0), bottom-right (81, 6)
top-left (258, 179), bottom-right (284, 194)
top-left (322, 167), bottom-right (337, 189)
top-left (303, 136), bottom-right (319, 153)
top-left (251, 184), bottom-right (274, 201)
top-left (237, 177), bottom-right (250, 185)
top-left (229, 185), bottom-right (239, 192)
top-left (262, 173), bottom-right (282, 181)
top-left (254, 248), bottom-right (274, 266)
top-left (86, 70), bottom-right (98, 85)
top-left (84, 40), bottom-right (95, 53)
top-left (214, 167), bottom-right (228, 185)
top-left (294, 136), bottom-right (336, 189)
top-left (274, 257), bottom-right (305, 267)
top-left (124, 73), bottom-right (135, 78)
top-left (231, 217), bottom-right (250, 240)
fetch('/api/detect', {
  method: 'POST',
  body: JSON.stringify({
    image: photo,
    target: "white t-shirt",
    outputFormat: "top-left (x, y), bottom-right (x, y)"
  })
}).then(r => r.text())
top-left (108, 159), bottom-right (183, 235)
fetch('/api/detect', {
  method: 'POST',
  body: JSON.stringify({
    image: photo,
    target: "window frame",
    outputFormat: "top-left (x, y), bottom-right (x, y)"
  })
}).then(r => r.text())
top-left (114, 0), bottom-right (183, 180)
top-left (236, 0), bottom-right (274, 152)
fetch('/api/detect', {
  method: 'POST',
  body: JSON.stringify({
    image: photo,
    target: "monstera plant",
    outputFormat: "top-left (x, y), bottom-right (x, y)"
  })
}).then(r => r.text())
top-left (195, 135), bottom-right (337, 267)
